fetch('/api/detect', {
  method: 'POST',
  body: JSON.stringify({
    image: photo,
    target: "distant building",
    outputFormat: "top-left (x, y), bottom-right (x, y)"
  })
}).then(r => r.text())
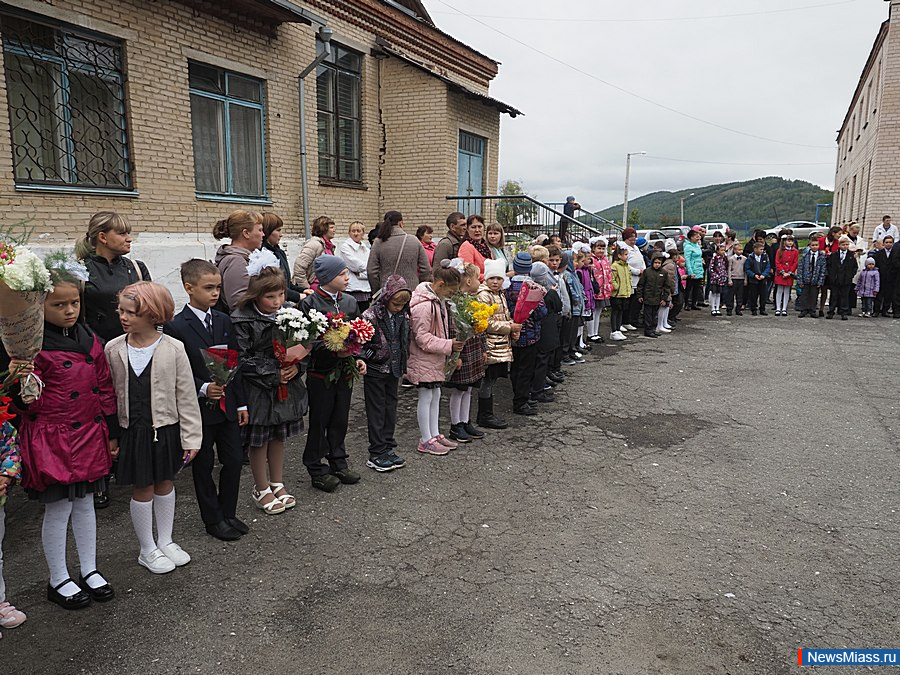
top-left (833, 1), bottom-right (900, 240)
top-left (0, 0), bottom-right (520, 292)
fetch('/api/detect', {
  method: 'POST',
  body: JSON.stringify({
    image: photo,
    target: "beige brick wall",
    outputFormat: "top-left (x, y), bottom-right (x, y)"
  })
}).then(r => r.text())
top-left (0, 0), bottom-right (505, 248)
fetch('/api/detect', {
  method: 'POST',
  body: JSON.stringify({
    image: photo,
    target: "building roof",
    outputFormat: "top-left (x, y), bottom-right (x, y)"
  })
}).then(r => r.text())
top-left (173, 0), bottom-right (324, 31)
top-left (375, 38), bottom-right (522, 117)
top-left (383, 0), bottom-right (434, 24)
top-left (837, 18), bottom-right (889, 140)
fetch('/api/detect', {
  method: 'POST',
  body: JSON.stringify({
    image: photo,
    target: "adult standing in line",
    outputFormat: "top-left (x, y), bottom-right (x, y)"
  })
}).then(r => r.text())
top-left (416, 225), bottom-right (437, 265)
top-left (76, 211), bottom-right (151, 509)
top-left (367, 210), bottom-right (432, 293)
top-left (872, 215), bottom-right (899, 244)
top-left (261, 212), bottom-right (302, 304)
top-left (619, 227), bottom-right (645, 330)
top-left (432, 212), bottom-right (467, 268)
top-left (339, 221), bottom-right (372, 312)
top-left (213, 210), bottom-right (264, 312)
top-left (485, 223), bottom-right (514, 277)
top-left (292, 216), bottom-right (336, 291)
top-left (458, 214), bottom-right (493, 278)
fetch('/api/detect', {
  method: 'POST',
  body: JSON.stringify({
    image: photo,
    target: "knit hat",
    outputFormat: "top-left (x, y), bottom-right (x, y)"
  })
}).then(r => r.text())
top-left (866, 256), bottom-right (876, 266)
top-left (530, 262), bottom-right (554, 289)
top-left (651, 251), bottom-right (667, 262)
top-left (636, 237), bottom-right (648, 248)
top-left (483, 258), bottom-right (507, 280)
top-left (664, 238), bottom-right (677, 252)
top-left (314, 254), bottom-right (347, 286)
top-left (513, 251), bottom-right (533, 274)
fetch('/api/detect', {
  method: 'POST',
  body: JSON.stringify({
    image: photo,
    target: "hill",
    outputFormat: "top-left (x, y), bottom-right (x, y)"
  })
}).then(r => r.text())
top-left (595, 176), bottom-right (833, 231)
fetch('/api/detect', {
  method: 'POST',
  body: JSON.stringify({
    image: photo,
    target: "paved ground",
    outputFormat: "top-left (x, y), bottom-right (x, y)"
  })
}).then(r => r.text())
top-left (3, 310), bottom-right (899, 674)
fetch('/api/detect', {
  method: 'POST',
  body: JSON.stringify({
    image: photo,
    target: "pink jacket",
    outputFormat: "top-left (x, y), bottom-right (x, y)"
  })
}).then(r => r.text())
top-left (407, 282), bottom-right (453, 384)
top-left (591, 255), bottom-right (613, 300)
top-left (458, 240), bottom-right (488, 279)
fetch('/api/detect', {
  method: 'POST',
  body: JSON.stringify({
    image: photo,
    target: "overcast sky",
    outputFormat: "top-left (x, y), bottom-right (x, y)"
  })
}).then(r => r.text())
top-left (428, 0), bottom-right (887, 211)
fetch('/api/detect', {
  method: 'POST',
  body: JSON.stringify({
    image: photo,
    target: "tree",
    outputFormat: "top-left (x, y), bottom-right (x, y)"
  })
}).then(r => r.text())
top-left (658, 214), bottom-right (677, 226)
top-left (496, 179), bottom-right (538, 228)
top-left (628, 208), bottom-right (641, 226)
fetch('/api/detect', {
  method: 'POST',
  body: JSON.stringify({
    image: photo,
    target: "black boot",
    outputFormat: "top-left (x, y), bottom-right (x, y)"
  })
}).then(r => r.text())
top-left (477, 396), bottom-right (508, 430)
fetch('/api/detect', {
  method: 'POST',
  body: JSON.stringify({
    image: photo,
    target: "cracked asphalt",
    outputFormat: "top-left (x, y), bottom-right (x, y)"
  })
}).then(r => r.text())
top-left (3, 311), bottom-right (899, 674)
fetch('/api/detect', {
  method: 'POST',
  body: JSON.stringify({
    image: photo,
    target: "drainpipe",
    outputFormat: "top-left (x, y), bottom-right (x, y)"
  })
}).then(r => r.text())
top-left (299, 26), bottom-right (333, 239)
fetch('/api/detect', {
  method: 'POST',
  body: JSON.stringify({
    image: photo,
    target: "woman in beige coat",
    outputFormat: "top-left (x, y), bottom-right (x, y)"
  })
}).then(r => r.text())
top-left (292, 216), bottom-right (336, 290)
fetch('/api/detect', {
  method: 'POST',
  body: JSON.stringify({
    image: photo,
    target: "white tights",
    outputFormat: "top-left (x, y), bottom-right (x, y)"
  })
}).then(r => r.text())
top-left (657, 306), bottom-right (670, 331)
top-left (585, 313), bottom-right (601, 338)
top-left (449, 387), bottom-right (472, 425)
top-left (775, 285), bottom-right (791, 312)
top-left (417, 387), bottom-right (442, 442)
top-left (43, 496), bottom-right (100, 596)
top-left (709, 292), bottom-right (722, 312)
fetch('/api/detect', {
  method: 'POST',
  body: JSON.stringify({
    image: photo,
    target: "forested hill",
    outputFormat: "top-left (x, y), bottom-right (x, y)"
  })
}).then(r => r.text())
top-left (595, 176), bottom-right (834, 228)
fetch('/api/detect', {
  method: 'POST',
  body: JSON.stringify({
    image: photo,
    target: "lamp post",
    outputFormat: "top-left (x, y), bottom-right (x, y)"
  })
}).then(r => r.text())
top-left (622, 151), bottom-right (646, 228)
top-left (680, 192), bottom-right (695, 227)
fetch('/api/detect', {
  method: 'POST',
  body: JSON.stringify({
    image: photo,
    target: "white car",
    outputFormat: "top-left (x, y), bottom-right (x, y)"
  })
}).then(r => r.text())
top-left (697, 222), bottom-right (730, 238)
top-left (765, 221), bottom-right (829, 240)
top-left (636, 229), bottom-right (667, 247)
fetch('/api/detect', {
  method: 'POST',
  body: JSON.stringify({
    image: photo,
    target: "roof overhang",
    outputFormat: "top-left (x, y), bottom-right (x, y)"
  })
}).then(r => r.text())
top-left (374, 38), bottom-right (522, 118)
top-left (173, 0), bottom-right (325, 31)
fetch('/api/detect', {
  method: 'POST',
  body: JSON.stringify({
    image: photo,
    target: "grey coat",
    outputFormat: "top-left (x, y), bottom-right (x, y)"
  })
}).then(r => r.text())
top-left (366, 227), bottom-right (432, 293)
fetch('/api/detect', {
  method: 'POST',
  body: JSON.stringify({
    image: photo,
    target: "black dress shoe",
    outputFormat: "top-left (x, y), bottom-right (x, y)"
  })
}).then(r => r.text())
top-left (206, 521), bottom-right (242, 541)
top-left (48, 579), bottom-right (91, 610)
top-left (94, 491), bottom-right (110, 510)
top-left (225, 517), bottom-right (249, 535)
top-left (79, 570), bottom-right (115, 602)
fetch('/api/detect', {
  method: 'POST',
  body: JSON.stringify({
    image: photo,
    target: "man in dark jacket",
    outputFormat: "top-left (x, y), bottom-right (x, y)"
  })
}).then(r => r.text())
top-left (826, 237), bottom-right (858, 320)
top-left (872, 235), bottom-right (895, 316)
top-left (432, 212), bottom-right (467, 268)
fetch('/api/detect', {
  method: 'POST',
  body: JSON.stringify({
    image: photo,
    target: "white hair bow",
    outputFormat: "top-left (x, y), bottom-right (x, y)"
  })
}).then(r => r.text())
top-left (246, 248), bottom-right (280, 277)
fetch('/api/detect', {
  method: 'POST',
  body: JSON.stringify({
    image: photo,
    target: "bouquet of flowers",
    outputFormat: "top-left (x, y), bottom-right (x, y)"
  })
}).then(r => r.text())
top-left (513, 278), bottom-right (547, 324)
top-left (320, 312), bottom-right (375, 385)
top-left (444, 294), bottom-right (496, 379)
top-left (271, 307), bottom-right (329, 400)
top-left (0, 377), bottom-right (21, 508)
top-left (0, 236), bottom-right (54, 401)
top-left (200, 347), bottom-right (240, 412)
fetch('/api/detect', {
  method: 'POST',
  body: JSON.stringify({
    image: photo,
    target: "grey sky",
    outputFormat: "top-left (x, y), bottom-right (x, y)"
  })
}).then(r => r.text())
top-left (429, 0), bottom-right (886, 213)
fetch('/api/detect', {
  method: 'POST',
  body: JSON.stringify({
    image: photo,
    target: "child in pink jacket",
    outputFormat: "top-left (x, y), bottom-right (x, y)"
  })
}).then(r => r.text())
top-left (407, 262), bottom-right (464, 456)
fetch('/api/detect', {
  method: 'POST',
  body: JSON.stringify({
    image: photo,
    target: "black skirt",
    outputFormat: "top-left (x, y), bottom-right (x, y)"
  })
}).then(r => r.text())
top-left (27, 477), bottom-right (109, 504)
top-left (116, 423), bottom-right (183, 488)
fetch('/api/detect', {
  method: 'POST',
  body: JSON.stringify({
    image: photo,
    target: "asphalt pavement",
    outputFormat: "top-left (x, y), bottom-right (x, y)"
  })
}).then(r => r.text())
top-left (3, 309), bottom-right (899, 674)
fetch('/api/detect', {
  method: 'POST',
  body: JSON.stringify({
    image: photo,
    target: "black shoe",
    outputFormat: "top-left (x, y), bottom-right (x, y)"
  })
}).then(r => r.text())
top-left (205, 521), bottom-right (242, 541)
top-left (478, 414), bottom-right (508, 430)
top-left (334, 468), bottom-right (361, 484)
top-left (551, 370), bottom-right (566, 380)
top-left (547, 372), bottom-right (565, 384)
top-left (48, 579), bottom-right (91, 610)
top-left (531, 390), bottom-right (555, 403)
top-left (462, 422), bottom-right (485, 439)
top-left (367, 454), bottom-right (398, 472)
top-left (225, 517), bottom-right (250, 534)
top-left (579, 344), bottom-right (592, 352)
top-left (759, 311), bottom-right (768, 316)
top-left (311, 474), bottom-right (341, 492)
top-left (513, 404), bottom-right (537, 416)
top-left (400, 378), bottom-right (414, 389)
top-left (819, 310), bottom-right (826, 317)
top-left (735, 310), bottom-right (743, 316)
top-left (798, 311), bottom-right (808, 318)
top-left (726, 309), bottom-right (732, 316)
top-left (387, 452), bottom-right (406, 468)
top-left (560, 356), bottom-right (577, 366)
top-left (841, 314), bottom-right (848, 321)
top-left (644, 331), bottom-right (659, 338)
top-left (588, 335), bottom-right (603, 343)
top-left (94, 491), bottom-right (110, 510)
top-left (449, 423), bottom-right (471, 443)
top-left (78, 571), bottom-right (115, 602)
top-left (826, 312), bottom-right (834, 319)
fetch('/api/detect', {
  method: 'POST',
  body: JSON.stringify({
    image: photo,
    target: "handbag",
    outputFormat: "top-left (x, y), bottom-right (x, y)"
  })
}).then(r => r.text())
top-left (370, 234), bottom-right (409, 302)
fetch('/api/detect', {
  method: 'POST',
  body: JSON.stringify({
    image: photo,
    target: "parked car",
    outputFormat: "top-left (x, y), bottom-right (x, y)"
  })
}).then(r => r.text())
top-left (636, 229), bottom-right (667, 247)
top-left (764, 221), bottom-right (829, 241)
top-left (659, 226), bottom-right (690, 242)
top-left (697, 222), bottom-right (730, 238)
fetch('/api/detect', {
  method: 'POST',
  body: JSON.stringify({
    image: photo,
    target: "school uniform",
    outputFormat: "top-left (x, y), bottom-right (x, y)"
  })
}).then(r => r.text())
top-left (743, 252), bottom-right (771, 313)
top-left (725, 254), bottom-right (746, 312)
top-left (796, 248), bottom-right (827, 316)
top-left (164, 306), bottom-right (247, 531)
top-left (827, 250), bottom-right (858, 317)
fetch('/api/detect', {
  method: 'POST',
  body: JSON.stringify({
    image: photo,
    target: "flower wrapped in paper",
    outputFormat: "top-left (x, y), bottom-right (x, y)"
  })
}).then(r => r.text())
top-left (200, 347), bottom-right (240, 412)
top-left (271, 307), bottom-right (329, 400)
top-left (444, 294), bottom-right (496, 380)
top-left (320, 312), bottom-right (375, 385)
top-left (513, 278), bottom-right (547, 324)
top-left (0, 240), bottom-right (54, 401)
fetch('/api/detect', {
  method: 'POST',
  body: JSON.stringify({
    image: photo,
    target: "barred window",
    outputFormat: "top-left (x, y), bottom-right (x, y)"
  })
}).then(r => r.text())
top-left (1, 12), bottom-right (132, 190)
top-left (189, 62), bottom-right (266, 199)
top-left (316, 44), bottom-right (361, 183)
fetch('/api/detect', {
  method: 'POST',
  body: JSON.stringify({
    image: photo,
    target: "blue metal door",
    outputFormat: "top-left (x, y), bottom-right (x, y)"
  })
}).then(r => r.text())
top-left (458, 131), bottom-right (485, 215)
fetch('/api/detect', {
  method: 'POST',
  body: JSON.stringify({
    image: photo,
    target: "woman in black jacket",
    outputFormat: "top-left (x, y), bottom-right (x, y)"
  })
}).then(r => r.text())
top-left (261, 213), bottom-right (302, 304)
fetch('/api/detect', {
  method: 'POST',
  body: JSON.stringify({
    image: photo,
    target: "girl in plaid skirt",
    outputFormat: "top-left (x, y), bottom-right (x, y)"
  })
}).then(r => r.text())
top-left (447, 263), bottom-right (488, 443)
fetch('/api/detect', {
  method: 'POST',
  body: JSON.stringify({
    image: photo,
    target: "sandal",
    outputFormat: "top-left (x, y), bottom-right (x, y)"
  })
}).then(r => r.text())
top-left (251, 487), bottom-right (285, 515)
top-left (269, 482), bottom-right (296, 509)
top-left (0, 602), bottom-right (26, 628)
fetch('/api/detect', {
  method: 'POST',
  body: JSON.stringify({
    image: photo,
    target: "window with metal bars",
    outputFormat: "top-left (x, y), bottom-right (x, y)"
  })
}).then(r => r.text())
top-left (189, 62), bottom-right (266, 200)
top-left (316, 44), bottom-right (361, 183)
top-left (1, 11), bottom-right (132, 190)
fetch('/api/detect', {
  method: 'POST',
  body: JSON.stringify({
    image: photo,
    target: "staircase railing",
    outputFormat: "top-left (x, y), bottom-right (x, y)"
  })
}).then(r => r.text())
top-left (546, 202), bottom-right (621, 235)
top-left (445, 194), bottom-right (622, 247)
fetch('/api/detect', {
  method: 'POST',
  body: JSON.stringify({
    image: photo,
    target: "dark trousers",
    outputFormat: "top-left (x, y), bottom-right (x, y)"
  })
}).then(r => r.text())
top-left (746, 281), bottom-right (766, 311)
top-left (510, 344), bottom-right (538, 407)
top-left (531, 350), bottom-right (551, 396)
top-left (303, 375), bottom-right (352, 477)
top-left (670, 292), bottom-right (683, 320)
top-left (798, 285), bottom-right (820, 314)
top-left (569, 316), bottom-right (584, 353)
top-left (642, 303), bottom-right (659, 334)
top-left (829, 283), bottom-right (852, 316)
top-left (684, 278), bottom-right (701, 308)
top-left (557, 316), bottom-right (573, 366)
top-left (610, 297), bottom-right (626, 332)
top-left (363, 372), bottom-right (399, 459)
top-left (725, 280), bottom-right (744, 309)
top-left (193, 419), bottom-right (243, 525)
top-left (627, 293), bottom-right (642, 326)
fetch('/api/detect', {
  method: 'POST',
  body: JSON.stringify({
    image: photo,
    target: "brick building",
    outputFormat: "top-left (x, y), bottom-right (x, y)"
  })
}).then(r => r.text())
top-left (0, 0), bottom-right (519, 290)
top-left (833, 0), bottom-right (900, 240)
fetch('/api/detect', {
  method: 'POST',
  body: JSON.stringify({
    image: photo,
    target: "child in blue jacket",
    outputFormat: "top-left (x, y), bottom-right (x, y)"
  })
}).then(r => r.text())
top-left (744, 241), bottom-right (771, 315)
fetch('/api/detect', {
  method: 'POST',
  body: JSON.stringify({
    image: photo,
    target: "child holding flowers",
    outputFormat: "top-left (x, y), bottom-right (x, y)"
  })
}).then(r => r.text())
top-left (447, 262), bottom-right (493, 443)
top-left (232, 254), bottom-right (307, 514)
top-left (299, 255), bottom-right (370, 493)
top-left (408, 260), bottom-right (464, 455)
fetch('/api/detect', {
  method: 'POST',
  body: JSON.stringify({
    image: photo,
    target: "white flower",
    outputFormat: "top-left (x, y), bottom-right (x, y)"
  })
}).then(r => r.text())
top-left (1, 246), bottom-right (53, 292)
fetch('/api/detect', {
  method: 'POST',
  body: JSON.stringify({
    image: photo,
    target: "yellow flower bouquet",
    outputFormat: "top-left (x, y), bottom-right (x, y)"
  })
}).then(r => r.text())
top-left (444, 294), bottom-right (496, 379)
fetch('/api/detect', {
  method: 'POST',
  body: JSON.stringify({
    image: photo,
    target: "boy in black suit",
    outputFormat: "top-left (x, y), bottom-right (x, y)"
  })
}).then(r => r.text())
top-left (826, 236), bottom-right (859, 320)
top-left (164, 260), bottom-right (249, 540)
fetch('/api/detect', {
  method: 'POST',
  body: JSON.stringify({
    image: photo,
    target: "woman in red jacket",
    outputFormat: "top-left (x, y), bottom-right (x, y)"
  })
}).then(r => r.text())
top-left (458, 214), bottom-right (493, 279)
top-left (773, 233), bottom-right (799, 315)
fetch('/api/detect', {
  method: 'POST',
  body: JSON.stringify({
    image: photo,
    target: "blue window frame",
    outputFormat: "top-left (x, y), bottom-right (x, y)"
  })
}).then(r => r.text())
top-left (1, 11), bottom-right (132, 190)
top-left (189, 62), bottom-right (266, 199)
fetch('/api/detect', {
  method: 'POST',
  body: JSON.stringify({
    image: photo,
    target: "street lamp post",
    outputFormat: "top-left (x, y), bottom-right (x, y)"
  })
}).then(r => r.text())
top-left (680, 192), bottom-right (695, 227)
top-left (622, 151), bottom-right (646, 228)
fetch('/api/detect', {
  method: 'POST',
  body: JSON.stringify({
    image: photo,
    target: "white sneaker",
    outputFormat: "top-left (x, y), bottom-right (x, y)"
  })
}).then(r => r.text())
top-left (158, 542), bottom-right (191, 567)
top-left (664, 324), bottom-right (674, 330)
top-left (619, 325), bottom-right (629, 332)
top-left (610, 331), bottom-right (626, 341)
top-left (622, 324), bottom-right (637, 331)
top-left (138, 548), bottom-right (176, 574)
top-left (657, 327), bottom-right (672, 333)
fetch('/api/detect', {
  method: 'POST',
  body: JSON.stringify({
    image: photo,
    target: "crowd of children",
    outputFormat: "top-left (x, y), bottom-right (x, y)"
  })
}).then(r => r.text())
top-left (0, 210), bottom-right (891, 631)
